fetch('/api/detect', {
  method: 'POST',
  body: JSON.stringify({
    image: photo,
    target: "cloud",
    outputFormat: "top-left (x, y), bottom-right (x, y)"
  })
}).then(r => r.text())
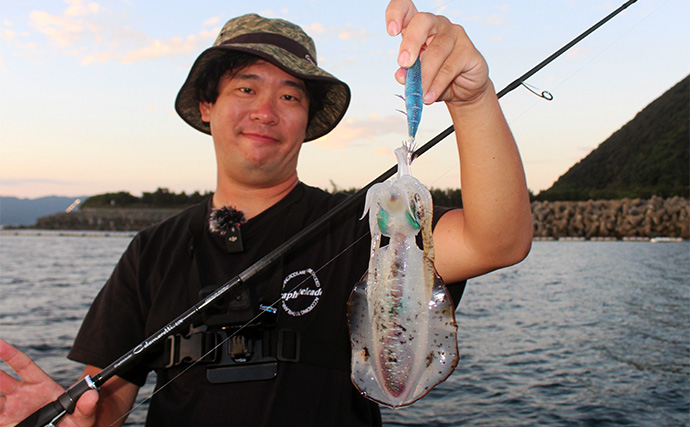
top-left (485, 14), bottom-right (506, 26)
top-left (343, 27), bottom-right (370, 43)
top-left (27, 0), bottom-right (104, 49)
top-left (1, 21), bottom-right (37, 59)
top-left (316, 115), bottom-right (403, 150)
top-left (119, 35), bottom-right (199, 63)
top-left (1, 27), bottom-right (14, 40)
top-left (1, 178), bottom-right (81, 187)
top-left (29, 9), bottom-right (90, 48)
top-left (24, 1), bottom-right (217, 65)
top-left (79, 50), bottom-right (116, 64)
top-left (79, 25), bottom-right (217, 64)
top-left (305, 22), bottom-right (325, 35)
top-left (203, 17), bottom-right (220, 26)
top-left (65, 0), bottom-right (100, 17)
top-left (305, 22), bottom-right (371, 44)
top-left (373, 146), bottom-right (393, 158)
top-left (566, 46), bottom-right (588, 59)
top-left (258, 9), bottom-right (278, 18)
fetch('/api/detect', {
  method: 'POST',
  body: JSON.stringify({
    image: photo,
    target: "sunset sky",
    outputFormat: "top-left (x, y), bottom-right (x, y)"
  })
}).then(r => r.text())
top-left (1, 0), bottom-right (688, 199)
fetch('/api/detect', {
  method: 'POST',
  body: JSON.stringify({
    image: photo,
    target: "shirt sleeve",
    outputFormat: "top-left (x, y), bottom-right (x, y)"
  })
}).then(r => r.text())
top-left (432, 205), bottom-right (467, 308)
top-left (68, 233), bottom-right (151, 387)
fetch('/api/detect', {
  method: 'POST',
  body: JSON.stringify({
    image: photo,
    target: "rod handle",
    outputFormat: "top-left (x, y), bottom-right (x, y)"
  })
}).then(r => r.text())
top-left (17, 377), bottom-right (97, 427)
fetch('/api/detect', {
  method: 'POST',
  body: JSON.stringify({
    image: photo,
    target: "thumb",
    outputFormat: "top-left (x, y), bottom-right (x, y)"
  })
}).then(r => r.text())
top-left (71, 390), bottom-right (99, 426)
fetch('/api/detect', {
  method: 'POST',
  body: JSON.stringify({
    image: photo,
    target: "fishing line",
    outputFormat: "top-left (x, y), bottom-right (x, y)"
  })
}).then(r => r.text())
top-left (507, 0), bottom-right (667, 127)
top-left (19, 2), bottom-right (641, 426)
top-left (428, 0), bottom-right (457, 13)
top-left (108, 230), bottom-right (372, 426)
top-left (422, 0), bottom-right (660, 190)
top-left (539, 0), bottom-right (668, 97)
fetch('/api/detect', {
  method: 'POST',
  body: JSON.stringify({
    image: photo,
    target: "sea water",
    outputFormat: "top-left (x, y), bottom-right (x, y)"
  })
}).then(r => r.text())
top-left (1, 232), bottom-right (688, 426)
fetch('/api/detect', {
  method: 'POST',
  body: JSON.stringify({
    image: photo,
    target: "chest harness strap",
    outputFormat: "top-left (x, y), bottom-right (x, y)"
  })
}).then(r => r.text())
top-left (148, 192), bottom-right (351, 379)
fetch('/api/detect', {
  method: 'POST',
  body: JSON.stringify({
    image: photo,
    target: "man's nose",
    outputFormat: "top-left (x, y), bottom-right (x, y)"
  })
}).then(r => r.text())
top-left (249, 96), bottom-right (279, 125)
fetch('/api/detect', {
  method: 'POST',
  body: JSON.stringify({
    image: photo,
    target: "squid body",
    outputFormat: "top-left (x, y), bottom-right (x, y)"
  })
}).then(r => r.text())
top-left (347, 57), bottom-right (459, 409)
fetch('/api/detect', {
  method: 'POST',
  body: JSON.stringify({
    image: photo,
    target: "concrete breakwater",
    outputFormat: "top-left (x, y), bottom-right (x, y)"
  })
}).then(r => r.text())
top-left (29, 196), bottom-right (689, 240)
top-left (531, 196), bottom-right (689, 240)
top-left (34, 208), bottom-right (182, 232)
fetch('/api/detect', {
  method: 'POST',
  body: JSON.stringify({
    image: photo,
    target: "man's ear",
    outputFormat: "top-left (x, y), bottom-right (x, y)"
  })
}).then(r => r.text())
top-left (199, 102), bottom-right (212, 122)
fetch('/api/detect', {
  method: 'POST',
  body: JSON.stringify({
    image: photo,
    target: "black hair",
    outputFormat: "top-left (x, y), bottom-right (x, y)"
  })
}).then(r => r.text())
top-left (194, 50), bottom-right (326, 125)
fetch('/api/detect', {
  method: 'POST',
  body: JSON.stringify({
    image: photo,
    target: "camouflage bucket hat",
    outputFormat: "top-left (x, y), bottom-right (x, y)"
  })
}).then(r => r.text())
top-left (175, 13), bottom-right (351, 142)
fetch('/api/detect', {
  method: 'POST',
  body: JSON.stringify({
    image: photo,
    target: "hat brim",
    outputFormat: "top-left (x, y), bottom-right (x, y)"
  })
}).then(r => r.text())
top-left (175, 44), bottom-right (351, 142)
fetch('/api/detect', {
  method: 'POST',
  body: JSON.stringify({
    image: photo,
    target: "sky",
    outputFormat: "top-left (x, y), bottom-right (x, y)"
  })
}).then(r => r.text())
top-left (1, 0), bottom-right (688, 200)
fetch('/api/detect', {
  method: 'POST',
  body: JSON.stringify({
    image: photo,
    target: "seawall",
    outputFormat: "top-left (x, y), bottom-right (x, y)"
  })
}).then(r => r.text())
top-left (531, 196), bottom-right (689, 240)
top-left (33, 208), bottom-right (182, 232)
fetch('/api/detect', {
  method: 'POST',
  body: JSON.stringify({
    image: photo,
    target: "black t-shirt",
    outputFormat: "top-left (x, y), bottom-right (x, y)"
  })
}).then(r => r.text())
top-left (68, 183), bottom-right (462, 426)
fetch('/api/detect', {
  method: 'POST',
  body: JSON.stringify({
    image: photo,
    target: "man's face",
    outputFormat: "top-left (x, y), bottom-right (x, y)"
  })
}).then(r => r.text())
top-left (200, 60), bottom-right (310, 188)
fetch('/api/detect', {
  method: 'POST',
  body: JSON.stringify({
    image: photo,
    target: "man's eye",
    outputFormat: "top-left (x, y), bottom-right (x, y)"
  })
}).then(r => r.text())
top-left (238, 87), bottom-right (253, 94)
top-left (282, 94), bottom-right (299, 101)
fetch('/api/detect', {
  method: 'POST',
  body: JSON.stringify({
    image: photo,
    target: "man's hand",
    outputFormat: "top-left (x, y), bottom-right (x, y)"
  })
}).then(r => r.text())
top-left (0, 340), bottom-right (98, 427)
top-left (385, 0), bottom-right (533, 283)
top-left (385, 0), bottom-right (491, 107)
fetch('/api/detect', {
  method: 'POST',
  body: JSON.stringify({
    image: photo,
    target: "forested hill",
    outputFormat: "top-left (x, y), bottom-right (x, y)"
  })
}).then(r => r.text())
top-left (537, 75), bottom-right (689, 201)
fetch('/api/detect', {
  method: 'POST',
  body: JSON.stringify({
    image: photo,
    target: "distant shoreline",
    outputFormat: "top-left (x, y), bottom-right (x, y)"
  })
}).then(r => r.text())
top-left (1, 229), bottom-right (685, 242)
top-left (0, 229), bottom-right (137, 238)
top-left (3, 196), bottom-right (688, 240)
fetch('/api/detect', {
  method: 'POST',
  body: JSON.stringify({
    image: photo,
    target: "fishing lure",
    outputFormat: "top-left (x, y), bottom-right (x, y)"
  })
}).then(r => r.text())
top-left (400, 56), bottom-right (423, 142)
top-left (347, 57), bottom-right (459, 409)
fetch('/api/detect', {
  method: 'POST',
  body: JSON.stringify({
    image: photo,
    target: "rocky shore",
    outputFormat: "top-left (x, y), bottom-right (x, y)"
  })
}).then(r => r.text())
top-left (531, 196), bottom-right (689, 240)
top-left (25, 196), bottom-right (690, 240)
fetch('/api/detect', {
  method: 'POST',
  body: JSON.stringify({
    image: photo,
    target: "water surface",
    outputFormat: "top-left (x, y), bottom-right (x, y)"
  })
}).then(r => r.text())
top-left (1, 234), bottom-right (688, 426)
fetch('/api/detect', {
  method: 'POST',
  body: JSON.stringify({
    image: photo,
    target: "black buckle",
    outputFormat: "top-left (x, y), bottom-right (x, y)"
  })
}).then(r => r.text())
top-left (228, 335), bottom-right (252, 362)
top-left (277, 329), bottom-right (300, 363)
top-left (164, 332), bottom-right (218, 368)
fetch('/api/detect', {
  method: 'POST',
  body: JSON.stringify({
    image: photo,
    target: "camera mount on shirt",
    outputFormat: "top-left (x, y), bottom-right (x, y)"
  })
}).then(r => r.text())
top-left (150, 283), bottom-right (300, 384)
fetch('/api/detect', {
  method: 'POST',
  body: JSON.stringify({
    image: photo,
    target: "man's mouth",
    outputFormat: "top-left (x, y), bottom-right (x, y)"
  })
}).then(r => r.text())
top-left (241, 130), bottom-right (280, 145)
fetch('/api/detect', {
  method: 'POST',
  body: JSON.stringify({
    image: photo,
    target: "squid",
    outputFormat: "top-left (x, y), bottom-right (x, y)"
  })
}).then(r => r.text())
top-left (347, 57), bottom-right (459, 409)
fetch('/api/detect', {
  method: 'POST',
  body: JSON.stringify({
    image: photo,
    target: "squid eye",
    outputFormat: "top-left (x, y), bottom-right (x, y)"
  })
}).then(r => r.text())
top-left (377, 208), bottom-right (389, 234)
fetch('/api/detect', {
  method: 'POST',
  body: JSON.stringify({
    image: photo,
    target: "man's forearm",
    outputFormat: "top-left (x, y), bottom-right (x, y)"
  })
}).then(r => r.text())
top-left (448, 81), bottom-right (533, 260)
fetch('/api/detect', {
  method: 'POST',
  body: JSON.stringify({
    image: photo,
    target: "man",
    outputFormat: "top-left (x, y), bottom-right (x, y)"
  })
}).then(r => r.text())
top-left (0, 1), bottom-right (533, 425)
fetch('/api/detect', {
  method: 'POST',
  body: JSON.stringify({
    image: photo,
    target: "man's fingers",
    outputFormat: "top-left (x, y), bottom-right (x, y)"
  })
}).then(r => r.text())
top-left (385, 0), bottom-right (418, 36)
top-left (421, 26), bottom-right (481, 103)
top-left (418, 32), bottom-right (458, 102)
top-left (0, 340), bottom-right (50, 385)
top-left (390, 8), bottom-right (490, 105)
top-left (0, 369), bottom-right (21, 395)
top-left (395, 12), bottom-right (450, 68)
top-left (393, 12), bottom-right (459, 102)
top-left (73, 389), bottom-right (99, 421)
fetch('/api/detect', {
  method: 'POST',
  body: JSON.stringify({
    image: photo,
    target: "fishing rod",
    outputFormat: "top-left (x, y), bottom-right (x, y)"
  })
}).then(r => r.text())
top-left (19, 1), bottom-right (638, 425)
